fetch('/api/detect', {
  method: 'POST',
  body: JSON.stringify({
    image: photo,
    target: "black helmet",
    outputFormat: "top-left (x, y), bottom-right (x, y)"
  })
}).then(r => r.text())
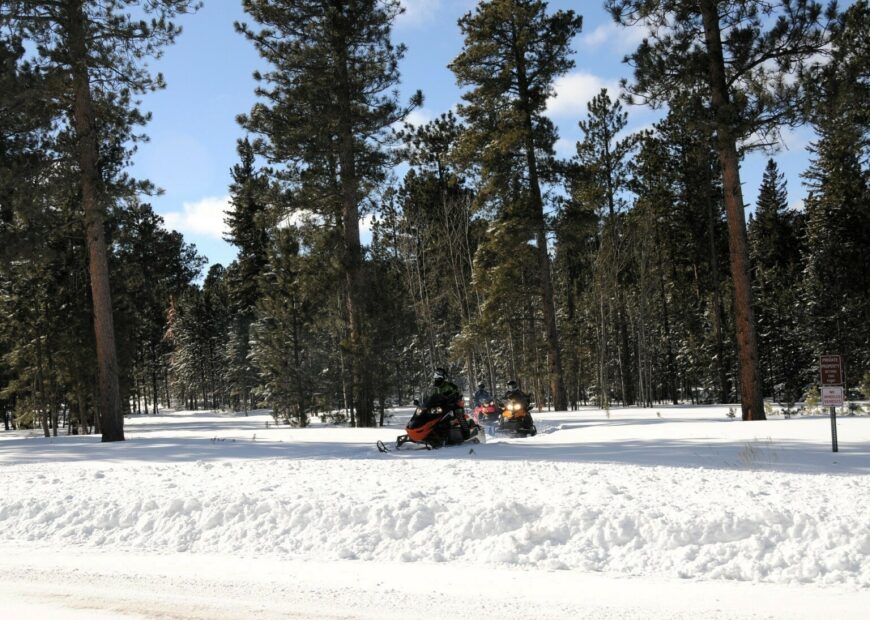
top-left (433, 367), bottom-right (448, 383)
top-left (478, 382), bottom-right (485, 390)
top-left (507, 380), bottom-right (518, 390)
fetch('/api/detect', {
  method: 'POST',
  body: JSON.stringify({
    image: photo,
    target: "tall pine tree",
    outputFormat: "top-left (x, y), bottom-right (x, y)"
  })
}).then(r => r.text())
top-left (801, 1), bottom-right (870, 386)
top-left (574, 88), bottom-right (638, 406)
top-left (237, 0), bottom-right (420, 426)
top-left (1, 0), bottom-right (201, 440)
top-left (749, 159), bottom-right (806, 402)
top-left (450, 0), bottom-right (582, 411)
top-left (607, 0), bottom-right (835, 420)
top-left (223, 138), bottom-right (271, 413)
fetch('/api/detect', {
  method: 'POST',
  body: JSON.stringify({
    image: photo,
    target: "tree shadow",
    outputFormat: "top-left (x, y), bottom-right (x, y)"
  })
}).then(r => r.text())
top-left (3, 409), bottom-right (867, 475)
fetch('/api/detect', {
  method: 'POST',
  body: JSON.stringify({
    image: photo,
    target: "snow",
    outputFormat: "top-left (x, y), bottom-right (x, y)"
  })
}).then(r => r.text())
top-left (2, 405), bottom-right (869, 618)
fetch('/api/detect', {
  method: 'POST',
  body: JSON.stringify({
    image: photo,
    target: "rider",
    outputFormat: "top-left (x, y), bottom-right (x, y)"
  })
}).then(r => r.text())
top-left (427, 367), bottom-right (470, 439)
top-left (473, 382), bottom-right (492, 407)
top-left (503, 379), bottom-right (532, 428)
top-left (503, 379), bottom-right (530, 407)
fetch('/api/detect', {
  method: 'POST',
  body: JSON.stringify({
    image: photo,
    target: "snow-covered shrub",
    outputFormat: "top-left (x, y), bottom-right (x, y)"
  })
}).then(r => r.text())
top-left (804, 385), bottom-right (820, 412)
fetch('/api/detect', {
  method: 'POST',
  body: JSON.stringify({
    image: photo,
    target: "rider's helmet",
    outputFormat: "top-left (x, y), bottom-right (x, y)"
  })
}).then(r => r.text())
top-left (478, 382), bottom-right (485, 390)
top-left (506, 380), bottom-right (518, 391)
top-left (433, 367), bottom-right (448, 385)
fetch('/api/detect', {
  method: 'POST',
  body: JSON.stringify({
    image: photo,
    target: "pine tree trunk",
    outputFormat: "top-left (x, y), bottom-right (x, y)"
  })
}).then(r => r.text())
top-left (48, 354), bottom-right (59, 436)
top-left (564, 277), bottom-right (580, 410)
top-left (152, 368), bottom-right (159, 416)
top-left (77, 387), bottom-right (88, 435)
top-left (706, 192), bottom-right (730, 403)
top-left (598, 290), bottom-right (608, 409)
top-left (654, 216), bottom-right (678, 404)
top-left (439, 187), bottom-right (476, 395)
top-left (512, 44), bottom-right (567, 411)
top-left (35, 338), bottom-right (50, 437)
top-left (334, 39), bottom-right (374, 427)
top-left (164, 367), bottom-right (171, 411)
top-left (699, 0), bottom-right (765, 421)
top-left (67, 0), bottom-right (124, 441)
top-left (602, 135), bottom-right (634, 407)
top-left (293, 307), bottom-right (306, 426)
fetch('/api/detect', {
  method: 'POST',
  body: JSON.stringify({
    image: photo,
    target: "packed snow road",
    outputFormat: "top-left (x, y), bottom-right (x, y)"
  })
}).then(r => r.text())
top-left (2, 546), bottom-right (868, 620)
top-left (1, 405), bottom-right (869, 618)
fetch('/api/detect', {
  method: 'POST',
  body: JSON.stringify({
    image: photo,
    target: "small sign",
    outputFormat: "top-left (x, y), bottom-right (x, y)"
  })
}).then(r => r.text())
top-left (821, 386), bottom-right (844, 407)
top-left (820, 355), bottom-right (843, 385)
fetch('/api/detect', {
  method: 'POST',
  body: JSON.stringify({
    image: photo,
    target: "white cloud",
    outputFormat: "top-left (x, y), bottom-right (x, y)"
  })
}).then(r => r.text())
top-left (778, 127), bottom-right (812, 152)
top-left (554, 138), bottom-right (576, 158)
top-left (580, 22), bottom-right (647, 53)
top-left (360, 213), bottom-right (376, 235)
top-left (545, 72), bottom-right (621, 119)
top-left (162, 195), bottom-right (230, 240)
top-left (788, 199), bottom-right (805, 212)
top-left (405, 108), bottom-right (434, 127)
top-left (360, 213), bottom-right (377, 246)
top-left (397, 0), bottom-right (442, 28)
top-left (581, 24), bottom-right (612, 48)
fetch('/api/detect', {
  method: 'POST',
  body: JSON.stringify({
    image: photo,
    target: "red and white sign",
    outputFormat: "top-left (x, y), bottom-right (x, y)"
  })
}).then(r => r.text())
top-left (821, 386), bottom-right (844, 407)
top-left (820, 355), bottom-right (844, 385)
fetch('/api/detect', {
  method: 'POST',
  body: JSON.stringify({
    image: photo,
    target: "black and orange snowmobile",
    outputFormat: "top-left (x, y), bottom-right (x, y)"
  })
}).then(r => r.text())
top-left (496, 396), bottom-right (537, 437)
top-left (377, 396), bottom-right (484, 452)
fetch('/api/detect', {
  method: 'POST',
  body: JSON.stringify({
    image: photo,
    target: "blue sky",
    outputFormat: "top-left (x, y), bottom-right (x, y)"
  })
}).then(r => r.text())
top-left (135, 0), bottom-right (817, 269)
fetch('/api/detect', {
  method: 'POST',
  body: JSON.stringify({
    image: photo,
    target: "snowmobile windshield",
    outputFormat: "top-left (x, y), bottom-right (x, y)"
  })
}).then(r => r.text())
top-left (421, 395), bottom-right (444, 409)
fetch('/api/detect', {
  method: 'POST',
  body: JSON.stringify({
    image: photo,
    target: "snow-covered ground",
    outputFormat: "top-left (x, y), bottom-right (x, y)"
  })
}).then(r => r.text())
top-left (2, 405), bottom-right (869, 618)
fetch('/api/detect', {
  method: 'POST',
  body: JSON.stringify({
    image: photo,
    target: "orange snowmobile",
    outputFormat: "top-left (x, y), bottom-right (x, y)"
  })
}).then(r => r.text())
top-left (377, 396), bottom-right (485, 451)
top-left (497, 396), bottom-right (537, 437)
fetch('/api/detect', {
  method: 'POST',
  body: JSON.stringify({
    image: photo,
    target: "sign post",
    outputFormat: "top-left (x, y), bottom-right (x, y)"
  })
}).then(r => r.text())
top-left (820, 355), bottom-right (844, 453)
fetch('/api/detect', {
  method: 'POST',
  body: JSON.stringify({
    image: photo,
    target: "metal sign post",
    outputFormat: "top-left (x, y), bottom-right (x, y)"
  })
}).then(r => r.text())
top-left (822, 386), bottom-right (843, 452)
top-left (820, 355), bottom-right (844, 453)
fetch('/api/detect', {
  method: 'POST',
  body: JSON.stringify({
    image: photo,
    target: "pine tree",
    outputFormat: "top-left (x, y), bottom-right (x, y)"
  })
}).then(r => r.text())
top-left (1, 0), bottom-right (201, 441)
top-left (166, 267), bottom-right (230, 412)
top-left (749, 160), bottom-right (806, 403)
top-left (655, 100), bottom-right (733, 405)
top-left (394, 112), bottom-right (484, 391)
top-left (800, 0), bottom-right (869, 390)
top-left (574, 88), bottom-right (638, 406)
top-left (2, 34), bottom-right (93, 435)
top-left (251, 227), bottom-right (326, 426)
top-left (554, 162), bottom-right (599, 408)
top-left (224, 138), bottom-right (271, 413)
top-left (0, 36), bottom-right (56, 237)
top-left (607, 0), bottom-right (835, 420)
top-left (449, 0), bottom-right (582, 411)
top-left (627, 130), bottom-right (682, 405)
top-left (111, 201), bottom-right (204, 416)
top-left (237, 0), bottom-right (420, 426)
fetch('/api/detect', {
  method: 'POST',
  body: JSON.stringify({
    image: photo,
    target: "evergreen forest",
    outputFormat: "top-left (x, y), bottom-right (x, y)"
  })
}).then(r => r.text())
top-left (1, 0), bottom-right (868, 439)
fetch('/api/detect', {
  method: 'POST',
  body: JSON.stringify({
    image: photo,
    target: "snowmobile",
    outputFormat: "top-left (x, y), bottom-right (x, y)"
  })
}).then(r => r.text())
top-left (472, 400), bottom-right (500, 426)
top-left (377, 397), bottom-right (485, 452)
top-left (495, 396), bottom-right (537, 437)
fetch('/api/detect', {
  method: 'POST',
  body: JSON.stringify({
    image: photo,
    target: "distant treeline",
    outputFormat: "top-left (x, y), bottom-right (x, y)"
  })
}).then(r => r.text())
top-left (1, 1), bottom-right (868, 437)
